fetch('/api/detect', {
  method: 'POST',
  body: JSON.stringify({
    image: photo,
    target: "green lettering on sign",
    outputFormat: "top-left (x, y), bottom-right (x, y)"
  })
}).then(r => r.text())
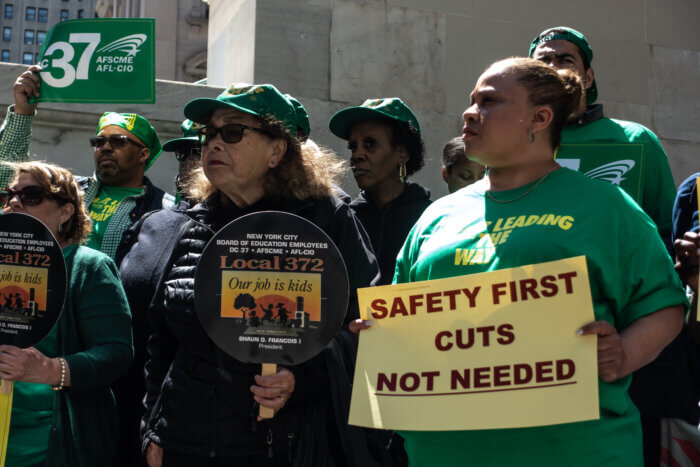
top-left (32, 18), bottom-right (155, 104)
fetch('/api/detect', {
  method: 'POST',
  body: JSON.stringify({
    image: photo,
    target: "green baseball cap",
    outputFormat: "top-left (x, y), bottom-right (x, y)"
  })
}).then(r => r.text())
top-left (162, 119), bottom-right (203, 152)
top-left (328, 97), bottom-right (421, 140)
top-left (96, 112), bottom-right (162, 170)
top-left (184, 84), bottom-right (298, 135)
top-left (528, 26), bottom-right (598, 105)
top-left (284, 94), bottom-right (310, 138)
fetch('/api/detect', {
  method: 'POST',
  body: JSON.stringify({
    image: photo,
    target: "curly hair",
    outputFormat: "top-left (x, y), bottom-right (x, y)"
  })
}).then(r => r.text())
top-left (183, 116), bottom-right (346, 204)
top-left (10, 161), bottom-right (92, 244)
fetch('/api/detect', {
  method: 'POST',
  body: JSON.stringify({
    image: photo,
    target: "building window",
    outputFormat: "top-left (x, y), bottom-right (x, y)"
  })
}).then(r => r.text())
top-left (22, 52), bottom-right (32, 65)
top-left (1, 50), bottom-right (9, 62)
top-left (3, 27), bottom-right (11, 42)
top-left (4, 4), bottom-right (12, 19)
top-left (24, 29), bottom-right (34, 44)
top-left (25, 6), bottom-right (35, 21)
top-left (36, 30), bottom-right (45, 45)
top-left (37, 8), bottom-right (47, 23)
top-left (60, 9), bottom-right (68, 21)
top-left (77, 9), bottom-right (83, 18)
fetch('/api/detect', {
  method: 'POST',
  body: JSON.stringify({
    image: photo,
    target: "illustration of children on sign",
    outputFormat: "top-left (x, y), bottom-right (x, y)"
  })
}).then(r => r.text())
top-left (231, 292), bottom-right (318, 335)
top-left (0, 285), bottom-right (39, 318)
top-left (276, 302), bottom-right (289, 327)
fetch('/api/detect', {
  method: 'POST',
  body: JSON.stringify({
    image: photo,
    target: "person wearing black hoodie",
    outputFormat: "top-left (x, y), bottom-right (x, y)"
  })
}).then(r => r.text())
top-left (329, 98), bottom-right (431, 286)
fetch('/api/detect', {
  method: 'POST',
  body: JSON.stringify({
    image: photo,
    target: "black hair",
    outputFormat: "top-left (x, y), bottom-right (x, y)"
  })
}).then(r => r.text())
top-left (441, 137), bottom-right (465, 173)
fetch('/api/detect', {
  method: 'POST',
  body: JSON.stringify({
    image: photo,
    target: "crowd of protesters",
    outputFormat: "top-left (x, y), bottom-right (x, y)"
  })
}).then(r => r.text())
top-left (0, 25), bottom-right (697, 467)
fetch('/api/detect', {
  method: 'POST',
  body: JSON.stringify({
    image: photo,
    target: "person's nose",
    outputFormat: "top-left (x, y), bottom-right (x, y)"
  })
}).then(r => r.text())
top-left (463, 104), bottom-right (478, 123)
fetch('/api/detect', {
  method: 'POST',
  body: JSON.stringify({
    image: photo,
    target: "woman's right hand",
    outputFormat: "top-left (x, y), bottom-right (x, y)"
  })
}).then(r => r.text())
top-left (146, 442), bottom-right (163, 467)
top-left (348, 319), bottom-right (374, 334)
top-left (674, 231), bottom-right (700, 292)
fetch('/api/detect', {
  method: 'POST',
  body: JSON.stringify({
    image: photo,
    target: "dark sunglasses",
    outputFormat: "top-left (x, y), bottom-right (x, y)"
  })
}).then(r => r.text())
top-left (0, 185), bottom-right (51, 207)
top-left (174, 146), bottom-right (202, 162)
top-left (89, 134), bottom-right (146, 150)
top-left (198, 123), bottom-right (268, 145)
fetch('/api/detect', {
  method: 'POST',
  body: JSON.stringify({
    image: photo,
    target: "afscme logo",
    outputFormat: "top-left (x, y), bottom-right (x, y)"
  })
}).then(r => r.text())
top-left (584, 160), bottom-right (636, 186)
top-left (97, 34), bottom-right (147, 57)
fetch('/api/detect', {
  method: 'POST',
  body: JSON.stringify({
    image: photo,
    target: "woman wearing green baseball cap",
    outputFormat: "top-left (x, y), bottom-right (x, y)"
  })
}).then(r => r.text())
top-left (351, 58), bottom-right (687, 465)
top-left (329, 97), bottom-right (431, 286)
top-left (140, 84), bottom-right (379, 466)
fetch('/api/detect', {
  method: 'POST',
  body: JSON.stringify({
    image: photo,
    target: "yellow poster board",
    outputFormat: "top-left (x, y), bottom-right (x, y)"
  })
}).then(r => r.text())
top-left (349, 256), bottom-right (599, 430)
top-left (0, 381), bottom-right (12, 466)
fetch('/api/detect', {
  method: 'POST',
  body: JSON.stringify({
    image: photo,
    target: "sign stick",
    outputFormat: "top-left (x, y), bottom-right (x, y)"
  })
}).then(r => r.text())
top-left (0, 379), bottom-right (10, 395)
top-left (258, 363), bottom-right (277, 419)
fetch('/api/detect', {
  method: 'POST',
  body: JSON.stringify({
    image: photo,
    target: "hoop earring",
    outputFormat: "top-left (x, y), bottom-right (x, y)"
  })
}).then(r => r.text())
top-left (399, 163), bottom-right (407, 183)
top-left (528, 131), bottom-right (535, 143)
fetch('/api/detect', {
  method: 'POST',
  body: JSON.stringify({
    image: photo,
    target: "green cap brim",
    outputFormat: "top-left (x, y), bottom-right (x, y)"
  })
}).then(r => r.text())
top-left (329, 107), bottom-right (398, 140)
top-left (162, 136), bottom-right (199, 152)
top-left (184, 98), bottom-right (263, 125)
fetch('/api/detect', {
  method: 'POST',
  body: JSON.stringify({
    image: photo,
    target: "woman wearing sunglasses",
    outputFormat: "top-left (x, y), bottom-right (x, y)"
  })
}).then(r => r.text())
top-left (329, 98), bottom-right (431, 286)
top-left (0, 161), bottom-right (133, 466)
top-left (138, 84), bottom-right (379, 466)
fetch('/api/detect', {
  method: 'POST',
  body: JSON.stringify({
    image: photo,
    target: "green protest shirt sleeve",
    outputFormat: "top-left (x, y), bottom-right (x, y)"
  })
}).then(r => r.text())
top-left (392, 168), bottom-right (687, 466)
top-left (86, 185), bottom-right (143, 251)
top-left (0, 106), bottom-right (34, 187)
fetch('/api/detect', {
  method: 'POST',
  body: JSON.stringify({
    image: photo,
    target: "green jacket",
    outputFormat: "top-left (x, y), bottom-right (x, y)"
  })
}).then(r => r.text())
top-left (47, 245), bottom-right (133, 467)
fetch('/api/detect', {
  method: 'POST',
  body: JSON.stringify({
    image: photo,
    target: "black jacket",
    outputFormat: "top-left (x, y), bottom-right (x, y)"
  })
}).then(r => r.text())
top-left (349, 182), bottom-right (431, 285)
top-left (141, 193), bottom-right (379, 462)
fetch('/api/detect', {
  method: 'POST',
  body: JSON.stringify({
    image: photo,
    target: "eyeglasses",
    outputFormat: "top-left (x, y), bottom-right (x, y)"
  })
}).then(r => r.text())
top-left (0, 185), bottom-right (51, 207)
top-left (174, 146), bottom-right (202, 162)
top-left (198, 123), bottom-right (268, 146)
top-left (89, 135), bottom-right (146, 150)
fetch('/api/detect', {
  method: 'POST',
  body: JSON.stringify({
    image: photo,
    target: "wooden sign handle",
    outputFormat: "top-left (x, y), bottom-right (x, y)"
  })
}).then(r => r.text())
top-left (0, 379), bottom-right (11, 394)
top-left (258, 363), bottom-right (277, 419)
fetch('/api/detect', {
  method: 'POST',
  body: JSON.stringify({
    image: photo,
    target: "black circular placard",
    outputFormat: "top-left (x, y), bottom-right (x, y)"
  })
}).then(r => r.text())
top-left (0, 213), bottom-right (66, 348)
top-left (194, 211), bottom-right (350, 365)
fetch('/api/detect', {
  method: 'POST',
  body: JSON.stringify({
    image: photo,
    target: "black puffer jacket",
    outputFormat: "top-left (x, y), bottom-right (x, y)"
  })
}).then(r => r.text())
top-left (349, 182), bottom-right (431, 285)
top-left (142, 193), bottom-right (379, 463)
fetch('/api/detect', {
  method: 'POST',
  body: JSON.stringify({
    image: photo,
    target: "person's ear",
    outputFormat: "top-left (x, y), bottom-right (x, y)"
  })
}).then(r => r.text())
top-left (441, 166), bottom-right (449, 183)
top-left (268, 138), bottom-right (288, 167)
top-left (58, 202), bottom-right (75, 228)
top-left (584, 67), bottom-right (595, 91)
top-left (397, 145), bottom-right (409, 165)
top-left (531, 105), bottom-right (554, 135)
top-left (139, 148), bottom-right (150, 165)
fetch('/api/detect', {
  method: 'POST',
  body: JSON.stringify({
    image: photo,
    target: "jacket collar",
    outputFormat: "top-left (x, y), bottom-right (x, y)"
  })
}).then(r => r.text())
top-left (566, 104), bottom-right (605, 128)
top-left (350, 181), bottom-right (431, 211)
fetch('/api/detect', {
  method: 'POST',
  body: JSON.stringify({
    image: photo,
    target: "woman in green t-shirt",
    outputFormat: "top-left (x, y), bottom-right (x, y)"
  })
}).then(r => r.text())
top-left (351, 58), bottom-right (687, 466)
top-left (0, 161), bottom-right (133, 467)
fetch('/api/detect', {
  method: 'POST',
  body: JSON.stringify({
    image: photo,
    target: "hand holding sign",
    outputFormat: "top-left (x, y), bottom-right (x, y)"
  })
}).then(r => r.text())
top-left (13, 65), bottom-right (42, 116)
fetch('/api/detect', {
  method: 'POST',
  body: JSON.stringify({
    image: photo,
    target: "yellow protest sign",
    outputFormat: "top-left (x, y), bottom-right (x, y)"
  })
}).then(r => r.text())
top-left (349, 256), bottom-right (599, 430)
top-left (0, 381), bottom-right (12, 466)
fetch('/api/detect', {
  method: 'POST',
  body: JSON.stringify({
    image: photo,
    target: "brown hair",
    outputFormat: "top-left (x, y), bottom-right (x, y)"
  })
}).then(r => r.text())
top-left (183, 116), bottom-right (346, 203)
top-left (11, 161), bottom-right (92, 244)
top-left (493, 57), bottom-right (583, 149)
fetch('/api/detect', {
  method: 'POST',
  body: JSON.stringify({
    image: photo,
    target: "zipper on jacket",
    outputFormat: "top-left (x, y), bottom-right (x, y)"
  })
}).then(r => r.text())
top-left (267, 428), bottom-right (274, 458)
top-left (288, 432), bottom-right (295, 463)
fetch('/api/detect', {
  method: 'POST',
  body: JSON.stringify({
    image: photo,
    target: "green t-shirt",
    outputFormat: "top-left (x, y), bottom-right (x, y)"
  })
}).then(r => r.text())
top-left (557, 116), bottom-right (676, 241)
top-left (5, 247), bottom-right (73, 467)
top-left (394, 168), bottom-right (688, 466)
top-left (86, 185), bottom-right (143, 251)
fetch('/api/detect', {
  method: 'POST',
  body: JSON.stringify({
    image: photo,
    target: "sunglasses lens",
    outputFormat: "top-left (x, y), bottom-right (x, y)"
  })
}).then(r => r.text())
top-left (220, 125), bottom-right (244, 144)
top-left (20, 186), bottom-right (45, 206)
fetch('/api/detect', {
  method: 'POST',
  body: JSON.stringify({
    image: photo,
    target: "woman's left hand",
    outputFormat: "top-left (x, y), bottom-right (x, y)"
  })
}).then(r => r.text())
top-left (0, 345), bottom-right (60, 384)
top-left (251, 366), bottom-right (295, 417)
top-left (577, 321), bottom-right (626, 383)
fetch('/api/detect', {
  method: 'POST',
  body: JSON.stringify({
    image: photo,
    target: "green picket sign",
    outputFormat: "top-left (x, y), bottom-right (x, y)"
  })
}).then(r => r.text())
top-left (32, 18), bottom-right (155, 104)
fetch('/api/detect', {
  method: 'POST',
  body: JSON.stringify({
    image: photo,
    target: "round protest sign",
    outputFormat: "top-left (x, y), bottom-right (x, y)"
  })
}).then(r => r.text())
top-left (194, 211), bottom-right (349, 365)
top-left (0, 213), bottom-right (66, 348)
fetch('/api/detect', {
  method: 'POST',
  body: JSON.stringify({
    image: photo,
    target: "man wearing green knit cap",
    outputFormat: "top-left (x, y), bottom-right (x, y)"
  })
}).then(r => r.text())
top-left (529, 26), bottom-right (676, 254)
top-left (530, 26), bottom-right (679, 467)
top-left (0, 65), bottom-right (174, 262)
